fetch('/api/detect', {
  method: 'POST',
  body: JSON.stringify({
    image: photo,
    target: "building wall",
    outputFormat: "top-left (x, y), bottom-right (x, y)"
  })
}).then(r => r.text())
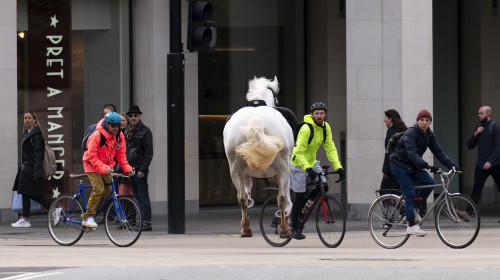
top-left (0, 0), bottom-right (18, 221)
top-left (346, 0), bottom-right (434, 219)
top-left (133, 0), bottom-right (199, 214)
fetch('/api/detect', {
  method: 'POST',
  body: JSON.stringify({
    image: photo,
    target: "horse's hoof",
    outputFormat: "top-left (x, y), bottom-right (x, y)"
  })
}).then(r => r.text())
top-left (241, 228), bottom-right (253, 238)
top-left (280, 229), bottom-right (291, 239)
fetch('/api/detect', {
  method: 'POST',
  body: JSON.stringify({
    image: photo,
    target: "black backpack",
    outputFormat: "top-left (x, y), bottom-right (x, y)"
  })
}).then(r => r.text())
top-left (385, 131), bottom-right (405, 154)
top-left (294, 122), bottom-right (326, 146)
top-left (81, 124), bottom-right (120, 151)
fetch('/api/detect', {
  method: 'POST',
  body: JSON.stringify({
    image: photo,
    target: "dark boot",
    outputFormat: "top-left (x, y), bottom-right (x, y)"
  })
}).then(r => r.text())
top-left (291, 192), bottom-right (306, 240)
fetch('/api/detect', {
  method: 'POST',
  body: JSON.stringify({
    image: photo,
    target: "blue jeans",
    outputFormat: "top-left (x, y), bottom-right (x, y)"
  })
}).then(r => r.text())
top-left (390, 164), bottom-right (436, 221)
top-left (130, 170), bottom-right (152, 222)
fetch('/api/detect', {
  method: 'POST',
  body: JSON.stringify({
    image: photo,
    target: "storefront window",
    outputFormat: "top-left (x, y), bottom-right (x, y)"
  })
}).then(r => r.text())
top-left (198, 0), bottom-right (305, 205)
top-left (17, 0), bottom-right (130, 197)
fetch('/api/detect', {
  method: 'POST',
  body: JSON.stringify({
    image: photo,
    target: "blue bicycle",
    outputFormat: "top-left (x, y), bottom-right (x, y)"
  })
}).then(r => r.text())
top-left (47, 173), bottom-right (142, 247)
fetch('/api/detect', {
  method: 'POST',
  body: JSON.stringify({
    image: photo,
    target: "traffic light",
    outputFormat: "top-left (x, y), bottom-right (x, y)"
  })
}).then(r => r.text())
top-left (187, 0), bottom-right (217, 53)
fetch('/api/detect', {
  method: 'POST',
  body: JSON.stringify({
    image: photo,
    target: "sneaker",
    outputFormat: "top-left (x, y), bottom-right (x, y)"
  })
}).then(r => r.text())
top-left (291, 229), bottom-right (305, 240)
top-left (407, 224), bottom-right (426, 236)
top-left (11, 218), bottom-right (31, 228)
top-left (52, 207), bottom-right (62, 226)
top-left (142, 222), bottom-right (152, 232)
top-left (82, 217), bottom-right (98, 228)
top-left (455, 210), bottom-right (471, 222)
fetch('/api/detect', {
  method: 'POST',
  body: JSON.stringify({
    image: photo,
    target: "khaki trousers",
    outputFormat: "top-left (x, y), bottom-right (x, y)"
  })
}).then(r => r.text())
top-left (82, 172), bottom-right (112, 220)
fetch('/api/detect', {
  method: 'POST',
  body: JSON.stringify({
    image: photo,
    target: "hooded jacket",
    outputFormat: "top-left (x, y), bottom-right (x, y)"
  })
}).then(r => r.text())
top-left (390, 124), bottom-right (455, 171)
top-left (291, 114), bottom-right (343, 171)
top-left (83, 119), bottom-right (132, 175)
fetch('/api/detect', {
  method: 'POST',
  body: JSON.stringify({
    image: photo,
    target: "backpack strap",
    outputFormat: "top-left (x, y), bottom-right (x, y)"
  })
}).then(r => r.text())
top-left (302, 123), bottom-right (326, 145)
top-left (304, 123), bottom-right (314, 144)
top-left (98, 132), bottom-right (121, 148)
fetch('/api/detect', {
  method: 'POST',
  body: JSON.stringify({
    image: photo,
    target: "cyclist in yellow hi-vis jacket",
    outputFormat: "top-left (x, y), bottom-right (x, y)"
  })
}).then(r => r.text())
top-left (289, 102), bottom-right (345, 240)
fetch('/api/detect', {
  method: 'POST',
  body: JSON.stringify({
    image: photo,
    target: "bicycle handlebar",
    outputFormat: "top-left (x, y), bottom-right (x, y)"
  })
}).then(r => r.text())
top-left (436, 167), bottom-right (462, 176)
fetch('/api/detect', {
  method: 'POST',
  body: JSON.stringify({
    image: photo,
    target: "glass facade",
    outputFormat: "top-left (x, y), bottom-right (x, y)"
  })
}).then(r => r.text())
top-left (17, 0), bottom-right (131, 197)
top-left (198, 0), bottom-right (305, 205)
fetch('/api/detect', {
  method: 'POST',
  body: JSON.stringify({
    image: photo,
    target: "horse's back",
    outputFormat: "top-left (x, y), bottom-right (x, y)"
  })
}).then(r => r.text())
top-left (223, 106), bottom-right (294, 150)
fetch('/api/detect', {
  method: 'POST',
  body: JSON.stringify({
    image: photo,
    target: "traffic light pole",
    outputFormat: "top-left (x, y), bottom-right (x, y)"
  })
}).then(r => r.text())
top-left (167, 0), bottom-right (185, 234)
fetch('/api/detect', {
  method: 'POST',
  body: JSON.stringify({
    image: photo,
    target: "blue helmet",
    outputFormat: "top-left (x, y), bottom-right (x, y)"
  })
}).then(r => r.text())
top-left (104, 112), bottom-right (121, 124)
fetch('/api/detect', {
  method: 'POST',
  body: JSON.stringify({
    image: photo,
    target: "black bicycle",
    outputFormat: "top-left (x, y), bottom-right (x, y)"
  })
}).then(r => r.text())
top-left (259, 166), bottom-right (346, 247)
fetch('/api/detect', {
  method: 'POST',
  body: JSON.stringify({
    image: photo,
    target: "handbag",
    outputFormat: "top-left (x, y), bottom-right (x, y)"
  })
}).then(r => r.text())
top-left (117, 183), bottom-right (134, 196)
top-left (12, 191), bottom-right (42, 213)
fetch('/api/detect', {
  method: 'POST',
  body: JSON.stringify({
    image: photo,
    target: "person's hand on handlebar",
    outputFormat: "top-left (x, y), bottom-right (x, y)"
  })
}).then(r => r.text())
top-left (126, 169), bottom-right (135, 177)
top-left (452, 165), bottom-right (462, 172)
top-left (306, 168), bottom-right (317, 180)
top-left (335, 168), bottom-right (345, 183)
top-left (426, 165), bottom-right (439, 173)
top-left (106, 167), bottom-right (114, 175)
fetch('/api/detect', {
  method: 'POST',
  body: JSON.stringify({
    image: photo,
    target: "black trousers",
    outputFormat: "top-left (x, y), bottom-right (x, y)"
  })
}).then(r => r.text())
top-left (470, 164), bottom-right (500, 204)
top-left (22, 195), bottom-right (51, 218)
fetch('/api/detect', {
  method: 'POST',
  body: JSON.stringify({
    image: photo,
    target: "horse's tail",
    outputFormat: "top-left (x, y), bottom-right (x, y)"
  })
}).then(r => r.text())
top-left (235, 117), bottom-right (284, 172)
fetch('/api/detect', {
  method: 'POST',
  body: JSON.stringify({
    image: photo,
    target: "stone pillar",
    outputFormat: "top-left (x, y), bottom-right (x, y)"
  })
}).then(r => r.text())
top-left (133, 0), bottom-right (199, 214)
top-left (346, 0), bottom-right (433, 218)
top-left (0, 0), bottom-right (19, 221)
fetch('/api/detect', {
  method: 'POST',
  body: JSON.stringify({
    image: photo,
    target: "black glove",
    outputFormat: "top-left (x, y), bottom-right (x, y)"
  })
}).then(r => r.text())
top-left (306, 168), bottom-right (317, 180)
top-left (337, 168), bottom-right (345, 182)
top-left (427, 165), bottom-right (439, 173)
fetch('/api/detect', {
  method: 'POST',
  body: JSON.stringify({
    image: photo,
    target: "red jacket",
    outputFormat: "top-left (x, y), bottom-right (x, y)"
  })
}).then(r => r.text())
top-left (83, 119), bottom-right (132, 175)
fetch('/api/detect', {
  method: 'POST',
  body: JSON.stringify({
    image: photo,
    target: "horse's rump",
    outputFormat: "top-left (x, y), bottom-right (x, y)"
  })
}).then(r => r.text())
top-left (235, 117), bottom-right (284, 173)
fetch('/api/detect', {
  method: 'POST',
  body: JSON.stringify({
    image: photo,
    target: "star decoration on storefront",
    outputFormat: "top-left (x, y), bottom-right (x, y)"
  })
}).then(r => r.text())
top-left (52, 187), bottom-right (61, 198)
top-left (50, 15), bottom-right (59, 28)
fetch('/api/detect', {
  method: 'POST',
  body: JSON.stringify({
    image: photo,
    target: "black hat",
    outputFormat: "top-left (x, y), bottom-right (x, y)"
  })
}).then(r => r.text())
top-left (127, 105), bottom-right (143, 115)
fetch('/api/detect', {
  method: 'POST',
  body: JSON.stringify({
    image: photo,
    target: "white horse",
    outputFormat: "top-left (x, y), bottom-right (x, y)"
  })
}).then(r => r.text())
top-left (223, 76), bottom-right (293, 238)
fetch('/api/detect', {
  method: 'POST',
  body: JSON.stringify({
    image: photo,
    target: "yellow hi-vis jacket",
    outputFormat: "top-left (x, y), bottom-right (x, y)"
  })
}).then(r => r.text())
top-left (291, 114), bottom-right (343, 171)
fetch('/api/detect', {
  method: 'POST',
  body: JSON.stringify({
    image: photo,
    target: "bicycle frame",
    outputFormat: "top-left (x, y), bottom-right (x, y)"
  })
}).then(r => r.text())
top-left (302, 177), bottom-right (336, 225)
top-left (62, 176), bottom-right (129, 226)
top-left (385, 170), bottom-right (463, 228)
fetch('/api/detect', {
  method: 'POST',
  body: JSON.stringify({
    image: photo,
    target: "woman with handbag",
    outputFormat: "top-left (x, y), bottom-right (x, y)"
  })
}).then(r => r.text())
top-left (11, 111), bottom-right (52, 228)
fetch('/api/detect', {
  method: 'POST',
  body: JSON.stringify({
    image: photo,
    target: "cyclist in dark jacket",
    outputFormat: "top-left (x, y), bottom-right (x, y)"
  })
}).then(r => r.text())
top-left (125, 105), bottom-right (154, 231)
top-left (390, 109), bottom-right (458, 236)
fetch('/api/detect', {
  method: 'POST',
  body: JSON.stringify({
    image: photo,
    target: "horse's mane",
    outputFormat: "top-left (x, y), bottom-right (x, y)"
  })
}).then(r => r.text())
top-left (246, 76), bottom-right (279, 107)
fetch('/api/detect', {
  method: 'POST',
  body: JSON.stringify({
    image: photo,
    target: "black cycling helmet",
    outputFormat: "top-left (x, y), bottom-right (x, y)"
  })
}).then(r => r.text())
top-left (310, 102), bottom-right (327, 113)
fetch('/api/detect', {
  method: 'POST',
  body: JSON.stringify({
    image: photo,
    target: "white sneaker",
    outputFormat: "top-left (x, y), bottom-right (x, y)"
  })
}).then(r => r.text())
top-left (82, 217), bottom-right (98, 228)
top-left (11, 218), bottom-right (31, 228)
top-left (407, 224), bottom-right (426, 236)
top-left (52, 207), bottom-right (62, 226)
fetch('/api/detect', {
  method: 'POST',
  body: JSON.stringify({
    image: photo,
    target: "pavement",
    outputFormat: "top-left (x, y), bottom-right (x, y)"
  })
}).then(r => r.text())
top-left (1, 203), bottom-right (500, 240)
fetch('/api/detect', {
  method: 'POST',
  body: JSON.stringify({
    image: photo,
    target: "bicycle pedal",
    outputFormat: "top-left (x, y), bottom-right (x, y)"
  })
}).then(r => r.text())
top-left (416, 234), bottom-right (426, 237)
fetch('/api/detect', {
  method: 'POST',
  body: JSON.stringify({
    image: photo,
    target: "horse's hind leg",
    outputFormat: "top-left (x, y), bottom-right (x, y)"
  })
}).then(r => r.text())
top-left (233, 173), bottom-right (253, 238)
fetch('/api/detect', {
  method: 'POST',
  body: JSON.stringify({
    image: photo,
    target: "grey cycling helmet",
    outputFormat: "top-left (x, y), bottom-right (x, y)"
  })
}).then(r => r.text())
top-left (310, 102), bottom-right (327, 113)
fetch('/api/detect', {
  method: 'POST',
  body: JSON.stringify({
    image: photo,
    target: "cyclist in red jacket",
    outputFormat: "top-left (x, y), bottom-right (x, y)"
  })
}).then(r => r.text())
top-left (81, 112), bottom-right (134, 228)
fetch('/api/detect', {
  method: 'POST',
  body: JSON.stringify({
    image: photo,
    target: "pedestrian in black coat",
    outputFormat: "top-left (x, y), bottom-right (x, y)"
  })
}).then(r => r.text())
top-left (11, 111), bottom-right (51, 228)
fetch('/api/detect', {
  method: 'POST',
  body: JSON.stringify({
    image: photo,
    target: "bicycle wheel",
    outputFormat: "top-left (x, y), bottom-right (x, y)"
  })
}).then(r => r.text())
top-left (104, 196), bottom-right (143, 247)
top-left (368, 194), bottom-right (409, 249)
top-left (435, 194), bottom-right (480, 249)
top-left (315, 195), bottom-right (345, 248)
top-left (259, 197), bottom-right (292, 247)
top-left (47, 195), bottom-right (84, 246)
